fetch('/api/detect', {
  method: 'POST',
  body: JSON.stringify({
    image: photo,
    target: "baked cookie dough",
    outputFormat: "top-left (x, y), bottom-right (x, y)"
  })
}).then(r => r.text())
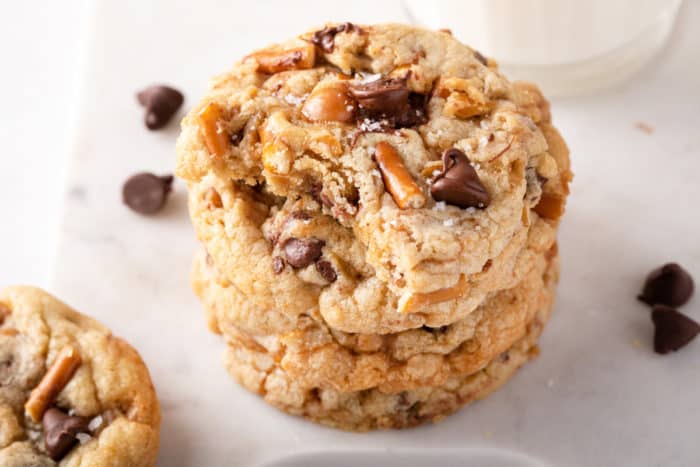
top-left (0, 287), bottom-right (160, 466)
top-left (176, 23), bottom-right (571, 332)
top-left (194, 245), bottom-right (557, 393)
top-left (222, 251), bottom-right (557, 431)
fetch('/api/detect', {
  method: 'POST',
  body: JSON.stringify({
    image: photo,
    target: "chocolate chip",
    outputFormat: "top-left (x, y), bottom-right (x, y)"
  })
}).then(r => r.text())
top-left (315, 260), bottom-right (337, 282)
top-left (350, 77), bottom-right (410, 114)
top-left (310, 183), bottom-right (333, 208)
top-left (42, 407), bottom-right (90, 461)
top-left (430, 148), bottom-right (490, 209)
top-left (272, 257), bottom-right (285, 274)
top-left (282, 237), bottom-right (325, 268)
top-left (638, 263), bottom-right (694, 307)
top-left (651, 305), bottom-right (700, 354)
top-left (122, 173), bottom-right (173, 215)
top-left (136, 85), bottom-right (184, 130)
top-left (310, 22), bottom-right (360, 53)
top-left (349, 76), bottom-right (428, 129)
top-left (474, 50), bottom-right (488, 66)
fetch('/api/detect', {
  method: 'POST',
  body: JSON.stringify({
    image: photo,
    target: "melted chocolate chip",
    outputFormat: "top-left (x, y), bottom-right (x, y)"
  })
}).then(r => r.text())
top-left (349, 77), bottom-right (427, 130)
top-left (430, 148), bottom-right (490, 209)
top-left (122, 173), bottom-right (174, 215)
top-left (310, 23), bottom-right (360, 53)
top-left (282, 238), bottom-right (325, 268)
top-left (638, 263), bottom-right (694, 307)
top-left (315, 260), bottom-right (337, 282)
top-left (272, 256), bottom-right (285, 274)
top-left (42, 408), bottom-right (91, 461)
top-left (136, 85), bottom-right (184, 130)
top-left (651, 305), bottom-right (700, 354)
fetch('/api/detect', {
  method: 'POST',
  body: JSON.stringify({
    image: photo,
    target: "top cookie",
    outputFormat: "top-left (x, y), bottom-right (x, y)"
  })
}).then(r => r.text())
top-left (0, 286), bottom-right (160, 466)
top-left (177, 23), bottom-right (571, 317)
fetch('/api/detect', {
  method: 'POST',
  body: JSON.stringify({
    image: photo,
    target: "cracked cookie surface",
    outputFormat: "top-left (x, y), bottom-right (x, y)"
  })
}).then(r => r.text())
top-left (176, 23), bottom-right (571, 331)
top-left (0, 287), bottom-right (160, 466)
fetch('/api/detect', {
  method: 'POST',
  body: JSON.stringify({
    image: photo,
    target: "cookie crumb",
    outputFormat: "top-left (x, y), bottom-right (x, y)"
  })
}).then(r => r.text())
top-left (635, 122), bottom-right (654, 134)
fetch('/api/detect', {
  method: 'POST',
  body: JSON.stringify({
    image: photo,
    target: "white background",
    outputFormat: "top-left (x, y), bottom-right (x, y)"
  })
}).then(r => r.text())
top-left (0, 0), bottom-right (86, 288)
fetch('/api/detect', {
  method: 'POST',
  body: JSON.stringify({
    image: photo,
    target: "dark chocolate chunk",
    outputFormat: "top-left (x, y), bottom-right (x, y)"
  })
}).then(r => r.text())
top-left (122, 173), bottom-right (173, 215)
top-left (651, 305), bottom-right (700, 354)
top-left (430, 148), bottom-right (490, 209)
top-left (638, 263), bottom-right (694, 307)
top-left (136, 85), bottom-right (184, 130)
top-left (310, 23), bottom-right (360, 53)
top-left (282, 237), bottom-right (325, 268)
top-left (272, 256), bottom-right (285, 274)
top-left (42, 407), bottom-right (91, 461)
top-left (315, 260), bottom-right (337, 282)
top-left (349, 76), bottom-right (427, 130)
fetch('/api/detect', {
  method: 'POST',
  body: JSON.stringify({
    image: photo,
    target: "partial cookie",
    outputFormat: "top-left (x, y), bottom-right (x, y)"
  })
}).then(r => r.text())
top-left (195, 247), bottom-right (557, 393)
top-left (0, 287), bottom-right (160, 466)
top-left (176, 23), bottom-right (571, 328)
top-left (223, 280), bottom-right (555, 431)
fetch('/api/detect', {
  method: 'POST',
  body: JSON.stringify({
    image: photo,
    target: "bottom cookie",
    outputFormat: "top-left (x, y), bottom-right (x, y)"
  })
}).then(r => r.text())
top-left (222, 282), bottom-right (555, 431)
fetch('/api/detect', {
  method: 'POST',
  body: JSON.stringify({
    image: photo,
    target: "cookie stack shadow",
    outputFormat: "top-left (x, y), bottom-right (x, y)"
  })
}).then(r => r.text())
top-left (176, 24), bottom-right (571, 431)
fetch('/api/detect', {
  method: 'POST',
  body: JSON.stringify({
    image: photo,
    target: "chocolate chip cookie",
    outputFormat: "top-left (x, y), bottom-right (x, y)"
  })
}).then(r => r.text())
top-left (194, 244), bottom-right (557, 394)
top-left (176, 23), bottom-right (571, 332)
top-left (0, 287), bottom-right (160, 466)
top-left (221, 251), bottom-right (558, 430)
top-left (176, 22), bottom-right (571, 430)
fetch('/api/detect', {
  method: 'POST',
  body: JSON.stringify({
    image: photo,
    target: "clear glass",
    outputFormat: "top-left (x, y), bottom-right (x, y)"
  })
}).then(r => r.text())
top-left (403, 0), bottom-right (683, 96)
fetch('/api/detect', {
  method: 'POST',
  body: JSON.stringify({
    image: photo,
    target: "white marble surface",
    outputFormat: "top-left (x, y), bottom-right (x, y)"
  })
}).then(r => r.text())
top-left (45, 0), bottom-right (700, 465)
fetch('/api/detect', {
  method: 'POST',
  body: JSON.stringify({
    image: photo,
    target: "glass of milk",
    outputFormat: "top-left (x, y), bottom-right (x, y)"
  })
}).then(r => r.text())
top-left (403, 0), bottom-right (683, 96)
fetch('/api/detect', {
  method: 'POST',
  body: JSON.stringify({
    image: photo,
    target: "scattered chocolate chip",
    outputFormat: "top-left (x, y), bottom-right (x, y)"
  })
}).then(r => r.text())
top-left (638, 263), bottom-right (694, 307)
top-left (42, 407), bottom-right (91, 461)
top-left (136, 85), bottom-right (184, 130)
top-left (315, 260), bottom-right (337, 282)
top-left (272, 256), bottom-right (286, 274)
top-left (310, 23), bottom-right (360, 53)
top-left (474, 50), bottom-right (488, 66)
top-left (651, 305), bottom-right (700, 354)
top-left (430, 148), bottom-right (490, 209)
top-left (282, 237), bottom-right (325, 268)
top-left (349, 76), bottom-right (427, 130)
top-left (122, 173), bottom-right (174, 215)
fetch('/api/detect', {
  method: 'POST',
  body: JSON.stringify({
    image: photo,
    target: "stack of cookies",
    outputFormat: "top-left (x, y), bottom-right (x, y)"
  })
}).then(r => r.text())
top-left (176, 23), bottom-right (571, 431)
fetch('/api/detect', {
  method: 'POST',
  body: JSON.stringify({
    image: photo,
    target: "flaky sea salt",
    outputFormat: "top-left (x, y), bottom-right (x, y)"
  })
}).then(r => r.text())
top-left (358, 72), bottom-right (382, 84)
top-left (76, 433), bottom-right (92, 445)
top-left (283, 93), bottom-right (305, 106)
top-left (433, 201), bottom-right (446, 211)
top-left (88, 415), bottom-right (104, 432)
top-left (443, 218), bottom-right (456, 227)
top-left (359, 118), bottom-right (386, 132)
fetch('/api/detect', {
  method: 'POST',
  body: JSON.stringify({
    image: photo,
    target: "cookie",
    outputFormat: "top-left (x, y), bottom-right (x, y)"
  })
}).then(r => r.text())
top-left (176, 23), bottom-right (571, 333)
top-left (0, 287), bottom-right (160, 466)
top-left (194, 245), bottom-right (557, 393)
top-left (222, 280), bottom-right (555, 431)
